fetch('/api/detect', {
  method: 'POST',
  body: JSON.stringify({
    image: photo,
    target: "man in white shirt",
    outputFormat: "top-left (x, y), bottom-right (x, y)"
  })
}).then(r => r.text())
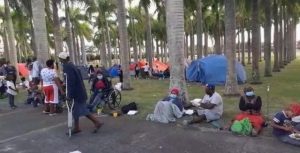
top-left (31, 57), bottom-right (42, 83)
top-left (143, 63), bottom-right (150, 79)
top-left (189, 84), bottom-right (223, 124)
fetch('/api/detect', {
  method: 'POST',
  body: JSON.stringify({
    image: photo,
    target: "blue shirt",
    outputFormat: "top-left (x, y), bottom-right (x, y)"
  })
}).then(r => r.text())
top-left (272, 111), bottom-right (292, 137)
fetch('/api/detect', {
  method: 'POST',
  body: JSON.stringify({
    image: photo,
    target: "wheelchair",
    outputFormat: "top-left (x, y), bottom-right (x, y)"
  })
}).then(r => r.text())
top-left (88, 77), bottom-right (121, 111)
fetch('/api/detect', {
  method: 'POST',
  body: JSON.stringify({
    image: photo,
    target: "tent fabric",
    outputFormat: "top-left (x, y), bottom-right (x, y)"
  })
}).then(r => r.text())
top-left (186, 55), bottom-right (246, 85)
top-left (153, 60), bottom-right (168, 72)
top-left (108, 65), bottom-right (120, 77)
top-left (18, 63), bottom-right (29, 77)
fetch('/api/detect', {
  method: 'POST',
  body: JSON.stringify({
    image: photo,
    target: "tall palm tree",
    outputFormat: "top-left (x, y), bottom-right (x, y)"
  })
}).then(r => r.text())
top-left (264, 0), bottom-right (272, 77)
top-left (196, 0), bottom-right (203, 59)
top-left (117, 0), bottom-right (131, 89)
top-left (140, 0), bottom-right (153, 67)
top-left (31, 0), bottom-right (50, 65)
top-left (166, 0), bottom-right (189, 103)
top-left (4, 0), bottom-right (18, 76)
top-left (251, 0), bottom-right (261, 84)
top-left (224, 0), bottom-right (239, 95)
top-left (52, 0), bottom-right (64, 57)
top-left (65, 0), bottom-right (75, 64)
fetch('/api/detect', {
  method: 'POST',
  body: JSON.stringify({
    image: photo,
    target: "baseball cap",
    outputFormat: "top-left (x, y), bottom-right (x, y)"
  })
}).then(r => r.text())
top-left (206, 84), bottom-right (215, 90)
top-left (58, 52), bottom-right (69, 60)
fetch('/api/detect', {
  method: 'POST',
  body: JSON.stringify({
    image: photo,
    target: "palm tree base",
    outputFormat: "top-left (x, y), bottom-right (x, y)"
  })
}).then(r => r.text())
top-left (272, 69), bottom-right (280, 72)
top-left (250, 81), bottom-right (262, 85)
top-left (264, 74), bottom-right (272, 77)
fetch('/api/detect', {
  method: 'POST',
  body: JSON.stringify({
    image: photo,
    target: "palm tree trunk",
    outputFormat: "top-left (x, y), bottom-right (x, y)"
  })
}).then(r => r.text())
top-left (196, 0), bottom-right (203, 59)
top-left (241, 27), bottom-right (245, 66)
top-left (80, 35), bottom-right (87, 65)
top-left (258, 29), bottom-right (262, 62)
top-left (145, 7), bottom-right (153, 67)
top-left (190, 31), bottom-right (195, 60)
top-left (3, 28), bottom-right (9, 60)
top-left (72, 28), bottom-right (78, 65)
top-left (65, 0), bottom-right (75, 64)
top-left (164, 41), bottom-right (168, 62)
top-left (52, 0), bottom-right (64, 57)
top-left (215, 12), bottom-right (221, 55)
top-left (264, 0), bottom-right (272, 77)
top-left (166, 0), bottom-right (189, 104)
top-left (251, 0), bottom-right (261, 84)
top-left (132, 24), bottom-right (138, 63)
top-left (204, 32), bottom-right (208, 56)
top-left (105, 18), bottom-right (112, 67)
top-left (31, 0), bottom-right (49, 65)
top-left (292, 19), bottom-right (297, 60)
top-left (4, 0), bottom-right (19, 78)
top-left (117, 0), bottom-right (131, 89)
top-left (224, 0), bottom-right (239, 95)
top-left (279, 4), bottom-right (284, 68)
top-left (247, 29), bottom-right (251, 64)
top-left (273, 0), bottom-right (280, 72)
top-left (101, 34), bottom-right (108, 68)
top-left (185, 34), bottom-right (189, 58)
top-left (283, 4), bottom-right (288, 65)
top-left (237, 31), bottom-right (241, 62)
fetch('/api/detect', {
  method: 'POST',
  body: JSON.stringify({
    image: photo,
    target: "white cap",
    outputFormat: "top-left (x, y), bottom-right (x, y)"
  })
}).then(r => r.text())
top-left (58, 52), bottom-right (69, 60)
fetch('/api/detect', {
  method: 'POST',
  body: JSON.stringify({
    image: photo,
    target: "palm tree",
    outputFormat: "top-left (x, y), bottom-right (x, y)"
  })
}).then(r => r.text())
top-left (264, 0), bottom-right (272, 77)
top-left (140, 0), bottom-right (153, 67)
top-left (52, 0), bottom-right (64, 57)
top-left (65, 0), bottom-right (75, 64)
top-left (224, 0), bottom-right (239, 95)
top-left (4, 0), bottom-right (18, 76)
top-left (166, 0), bottom-right (189, 103)
top-left (31, 0), bottom-right (50, 65)
top-left (196, 0), bottom-right (203, 59)
top-left (117, 0), bottom-right (131, 89)
top-left (251, 0), bottom-right (261, 84)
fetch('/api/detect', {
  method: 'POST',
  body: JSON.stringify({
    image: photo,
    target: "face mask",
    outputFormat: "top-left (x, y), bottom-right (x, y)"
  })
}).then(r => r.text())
top-left (245, 91), bottom-right (255, 96)
top-left (97, 75), bottom-right (103, 80)
top-left (170, 94), bottom-right (177, 99)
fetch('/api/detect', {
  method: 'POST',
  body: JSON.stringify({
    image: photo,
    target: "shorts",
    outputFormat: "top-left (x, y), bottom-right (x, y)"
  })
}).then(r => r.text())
top-left (197, 109), bottom-right (221, 122)
top-left (43, 84), bottom-right (59, 104)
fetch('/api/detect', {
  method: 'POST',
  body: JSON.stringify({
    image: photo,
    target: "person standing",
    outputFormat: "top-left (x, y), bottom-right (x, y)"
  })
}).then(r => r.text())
top-left (134, 64), bottom-right (140, 79)
top-left (31, 57), bottom-right (42, 84)
top-left (6, 75), bottom-right (18, 109)
top-left (40, 59), bottom-right (64, 116)
top-left (58, 52), bottom-right (103, 135)
top-left (143, 63), bottom-right (150, 79)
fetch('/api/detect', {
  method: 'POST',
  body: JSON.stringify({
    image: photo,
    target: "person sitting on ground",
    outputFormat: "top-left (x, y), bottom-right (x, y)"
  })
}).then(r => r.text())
top-left (146, 87), bottom-right (184, 124)
top-left (239, 86), bottom-right (262, 114)
top-left (230, 86), bottom-right (265, 136)
top-left (87, 71), bottom-right (109, 112)
top-left (188, 84), bottom-right (223, 124)
top-left (162, 88), bottom-right (184, 111)
top-left (271, 107), bottom-right (300, 146)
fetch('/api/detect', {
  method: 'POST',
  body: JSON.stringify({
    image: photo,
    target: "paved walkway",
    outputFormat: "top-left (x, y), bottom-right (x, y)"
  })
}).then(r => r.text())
top-left (0, 104), bottom-right (299, 153)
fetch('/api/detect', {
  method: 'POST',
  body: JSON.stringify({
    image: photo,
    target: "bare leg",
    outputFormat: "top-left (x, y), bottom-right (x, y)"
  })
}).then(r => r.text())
top-left (44, 103), bottom-right (50, 113)
top-left (86, 114), bottom-right (103, 133)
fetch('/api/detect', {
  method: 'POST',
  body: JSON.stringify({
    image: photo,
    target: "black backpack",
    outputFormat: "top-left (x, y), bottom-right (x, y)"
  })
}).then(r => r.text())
top-left (121, 102), bottom-right (138, 114)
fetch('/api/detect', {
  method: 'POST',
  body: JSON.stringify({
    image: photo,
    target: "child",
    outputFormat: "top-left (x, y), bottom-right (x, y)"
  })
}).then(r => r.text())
top-left (271, 108), bottom-right (300, 146)
top-left (6, 75), bottom-right (18, 109)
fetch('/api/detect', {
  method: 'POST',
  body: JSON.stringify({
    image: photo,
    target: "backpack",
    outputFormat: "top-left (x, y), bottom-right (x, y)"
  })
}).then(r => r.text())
top-left (121, 102), bottom-right (138, 114)
top-left (231, 118), bottom-right (252, 135)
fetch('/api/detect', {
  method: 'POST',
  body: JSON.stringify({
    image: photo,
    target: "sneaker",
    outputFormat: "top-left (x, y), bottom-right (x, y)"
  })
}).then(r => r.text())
top-left (49, 113), bottom-right (57, 116)
top-left (43, 110), bottom-right (50, 114)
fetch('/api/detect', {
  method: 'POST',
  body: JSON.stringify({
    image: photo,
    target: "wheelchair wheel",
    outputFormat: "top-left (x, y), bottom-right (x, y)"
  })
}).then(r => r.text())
top-left (107, 89), bottom-right (121, 109)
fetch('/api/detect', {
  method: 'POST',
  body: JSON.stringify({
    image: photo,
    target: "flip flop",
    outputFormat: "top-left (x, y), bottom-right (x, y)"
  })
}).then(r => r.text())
top-left (92, 123), bottom-right (104, 134)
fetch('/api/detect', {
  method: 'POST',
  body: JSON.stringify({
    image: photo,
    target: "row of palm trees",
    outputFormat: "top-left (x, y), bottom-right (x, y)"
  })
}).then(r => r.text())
top-left (0, 0), bottom-right (300, 95)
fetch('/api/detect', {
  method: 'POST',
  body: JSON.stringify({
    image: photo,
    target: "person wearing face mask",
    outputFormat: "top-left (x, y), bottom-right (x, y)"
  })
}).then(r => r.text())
top-left (229, 86), bottom-right (265, 136)
top-left (188, 84), bottom-right (223, 124)
top-left (87, 71), bottom-right (108, 112)
top-left (162, 88), bottom-right (184, 111)
top-left (239, 86), bottom-right (262, 114)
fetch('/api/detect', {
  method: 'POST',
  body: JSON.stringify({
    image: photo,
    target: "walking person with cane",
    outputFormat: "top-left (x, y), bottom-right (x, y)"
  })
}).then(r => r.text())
top-left (58, 52), bottom-right (103, 136)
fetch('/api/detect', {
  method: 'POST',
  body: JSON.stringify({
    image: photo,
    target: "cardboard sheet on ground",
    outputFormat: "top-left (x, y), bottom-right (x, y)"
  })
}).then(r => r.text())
top-left (184, 109), bottom-right (194, 115)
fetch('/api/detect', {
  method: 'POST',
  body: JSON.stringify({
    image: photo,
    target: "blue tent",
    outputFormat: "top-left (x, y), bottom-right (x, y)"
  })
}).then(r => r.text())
top-left (108, 65), bottom-right (120, 77)
top-left (186, 55), bottom-right (246, 85)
